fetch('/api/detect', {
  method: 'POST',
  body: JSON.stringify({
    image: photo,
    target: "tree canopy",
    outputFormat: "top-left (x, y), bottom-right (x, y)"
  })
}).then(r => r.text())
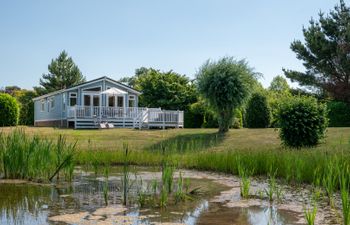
top-left (269, 75), bottom-right (290, 94)
top-left (36, 51), bottom-right (85, 94)
top-left (121, 67), bottom-right (197, 110)
top-left (196, 57), bottom-right (258, 133)
top-left (283, 0), bottom-right (350, 103)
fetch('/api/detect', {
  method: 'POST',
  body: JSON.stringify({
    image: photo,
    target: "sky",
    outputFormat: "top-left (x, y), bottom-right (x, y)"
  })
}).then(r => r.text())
top-left (0, 0), bottom-right (342, 90)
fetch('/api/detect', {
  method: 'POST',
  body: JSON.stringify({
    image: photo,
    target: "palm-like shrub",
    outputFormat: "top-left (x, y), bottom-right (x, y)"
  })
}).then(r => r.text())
top-left (246, 93), bottom-right (271, 128)
top-left (0, 93), bottom-right (19, 126)
top-left (278, 96), bottom-right (328, 148)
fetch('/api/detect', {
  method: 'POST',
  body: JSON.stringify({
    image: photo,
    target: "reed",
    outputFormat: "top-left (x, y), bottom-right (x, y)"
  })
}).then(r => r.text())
top-left (0, 129), bottom-right (76, 182)
top-left (103, 165), bottom-right (110, 206)
top-left (121, 142), bottom-right (131, 206)
top-left (304, 203), bottom-right (317, 225)
top-left (340, 166), bottom-right (350, 225)
top-left (237, 160), bottom-right (252, 199)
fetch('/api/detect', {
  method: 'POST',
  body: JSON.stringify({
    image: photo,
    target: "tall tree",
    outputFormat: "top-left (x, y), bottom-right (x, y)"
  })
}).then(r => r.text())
top-left (283, 0), bottom-right (350, 103)
top-left (269, 75), bottom-right (290, 93)
top-left (37, 51), bottom-right (85, 94)
top-left (196, 57), bottom-right (258, 133)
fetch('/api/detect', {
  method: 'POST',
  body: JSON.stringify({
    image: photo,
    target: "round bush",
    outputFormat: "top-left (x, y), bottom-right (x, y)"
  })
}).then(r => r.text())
top-left (0, 93), bottom-right (19, 126)
top-left (278, 96), bottom-right (328, 148)
top-left (246, 93), bottom-right (271, 128)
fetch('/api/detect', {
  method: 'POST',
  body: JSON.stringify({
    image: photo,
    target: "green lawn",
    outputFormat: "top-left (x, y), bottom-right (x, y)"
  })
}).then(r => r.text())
top-left (1, 126), bottom-right (349, 152)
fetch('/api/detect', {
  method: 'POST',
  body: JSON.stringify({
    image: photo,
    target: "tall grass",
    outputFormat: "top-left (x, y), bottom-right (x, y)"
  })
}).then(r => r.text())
top-left (340, 166), bottom-right (350, 225)
top-left (0, 129), bottom-right (76, 182)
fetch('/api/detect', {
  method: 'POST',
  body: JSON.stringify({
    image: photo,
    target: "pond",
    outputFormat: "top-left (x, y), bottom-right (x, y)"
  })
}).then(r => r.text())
top-left (0, 167), bottom-right (339, 225)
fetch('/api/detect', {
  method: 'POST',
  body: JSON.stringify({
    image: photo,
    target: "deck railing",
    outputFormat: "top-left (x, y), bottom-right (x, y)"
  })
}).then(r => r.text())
top-left (68, 106), bottom-right (183, 128)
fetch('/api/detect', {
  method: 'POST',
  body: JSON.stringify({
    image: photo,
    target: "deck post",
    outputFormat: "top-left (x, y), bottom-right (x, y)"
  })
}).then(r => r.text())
top-left (162, 110), bottom-right (165, 130)
top-left (177, 110), bottom-right (180, 128)
top-left (74, 106), bottom-right (77, 129)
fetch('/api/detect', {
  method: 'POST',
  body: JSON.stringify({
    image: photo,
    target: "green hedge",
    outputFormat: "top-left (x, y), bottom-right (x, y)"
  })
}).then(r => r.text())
top-left (327, 101), bottom-right (350, 127)
top-left (0, 93), bottom-right (19, 126)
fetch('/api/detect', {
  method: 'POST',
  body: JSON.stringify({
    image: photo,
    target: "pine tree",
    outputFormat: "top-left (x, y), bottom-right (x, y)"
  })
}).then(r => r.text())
top-left (38, 51), bottom-right (85, 94)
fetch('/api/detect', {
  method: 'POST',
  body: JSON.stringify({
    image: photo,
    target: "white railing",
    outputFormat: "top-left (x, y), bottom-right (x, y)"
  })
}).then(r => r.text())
top-left (68, 106), bottom-right (184, 128)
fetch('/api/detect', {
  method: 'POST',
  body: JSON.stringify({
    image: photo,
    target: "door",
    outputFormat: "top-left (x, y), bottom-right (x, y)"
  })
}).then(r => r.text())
top-left (83, 94), bottom-right (100, 117)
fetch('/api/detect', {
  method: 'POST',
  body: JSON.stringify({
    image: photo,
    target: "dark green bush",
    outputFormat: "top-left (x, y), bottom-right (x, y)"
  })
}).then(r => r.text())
top-left (326, 101), bottom-right (350, 127)
top-left (0, 93), bottom-right (19, 126)
top-left (278, 96), bottom-right (328, 148)
top-left (246, 93), bottom-right (271, 128)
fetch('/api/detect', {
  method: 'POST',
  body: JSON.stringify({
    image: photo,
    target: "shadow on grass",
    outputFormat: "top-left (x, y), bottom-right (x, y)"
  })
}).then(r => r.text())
top-left (146, 132), bottom-right (225, 153)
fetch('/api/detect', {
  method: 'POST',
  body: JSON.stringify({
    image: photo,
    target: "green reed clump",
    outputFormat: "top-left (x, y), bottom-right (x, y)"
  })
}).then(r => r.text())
top-left (103, 165), bottom-right (110, 206)
top-left (137, 178), bottom-right (147, 207)
top-left (304, 203), bottom-right (317, 225)
top-left (340, 166), bottom-right (350, 225)
top-left (265, 168), bottom-right (278, 202)
top-left (122, 142), bottom-right (132, 206)
top-left (0, 129), bottom-right (76, 182)
top-left (175, 171), bottom-right (186, 203)
top-left (237, 160), bottom-right (252, 199)
top-left (322, 160), bottom-right (339, 205)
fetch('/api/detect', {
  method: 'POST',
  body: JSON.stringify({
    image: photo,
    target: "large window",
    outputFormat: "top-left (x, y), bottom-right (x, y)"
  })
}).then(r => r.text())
top-left (84, 95), bottom-right (91, 106)
top-left (108, 96), bottom-right (115, 107)
top-left (128, 95), bottom-right (136, 107)
top-left (62, 93), bottom-right (66, 111)
top-left (69, 93), bottom-right (77, 106)
top-left (117, 96), bottom-right (124, 107)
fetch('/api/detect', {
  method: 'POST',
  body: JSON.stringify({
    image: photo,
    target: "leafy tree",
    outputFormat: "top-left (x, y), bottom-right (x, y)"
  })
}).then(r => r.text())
top-left (246, 92), bottom-right (271, 128)
top-left (196, 57), bottom-right (258, 133)
top-left (0, 93), bottom-right (19, 126)
top-left (278, 96), bottom-right (328, 148)
top-left (269, 75), bottom-right (290, 93)
top-left (283, 0), bottom-right (350, 103)
top-left (124, 68), bottom-right (197, 110)
top-left (14, 90), bottom-right (37, 125)
top-left (36, 51), bottom-right (85, 94)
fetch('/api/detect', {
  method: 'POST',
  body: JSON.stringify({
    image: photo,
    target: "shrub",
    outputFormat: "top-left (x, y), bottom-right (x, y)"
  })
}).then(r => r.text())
top-left (246, 93), bottom-right (271, 128)
top-left (0, 93), bottom-right (19, 126)
top-left (278, 96), bottom-right (328, 148)
top-left (232, 109), bottom-right (243, 129)
top-left (326, 101), bottom-right (350, 127)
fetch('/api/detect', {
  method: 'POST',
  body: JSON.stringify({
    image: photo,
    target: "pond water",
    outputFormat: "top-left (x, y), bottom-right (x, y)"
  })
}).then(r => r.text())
top-left (0, 167), bottom-right (338, 224)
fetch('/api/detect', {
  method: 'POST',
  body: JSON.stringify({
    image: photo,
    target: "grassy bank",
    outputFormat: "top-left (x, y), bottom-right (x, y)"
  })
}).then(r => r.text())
top-left (1, 127), bottom-right (350, 188)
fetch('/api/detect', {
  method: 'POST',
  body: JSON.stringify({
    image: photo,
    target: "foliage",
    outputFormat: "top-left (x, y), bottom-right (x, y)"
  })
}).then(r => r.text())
top-left (36, 51), bottom-right (85, 94)
top-left (122, 67), bottom-right (197, 110)
top-left (246, 92), bottom-right (271, 128)
top-left (184, 100), bottom-right (218, 128)
top-left (269, 75), bottom-right (290, 93)
top-left (326, 101), bottom-right (350, 127)
top-left (0, 129), bottom-right (76, 181)
top-left (232, 109), bottom-right (243, 129)
top-left (283, 0), bottom-right (350, 103)
top-left (0, 93), bottom-right (19, 126)
top-left (278, 96), bottom-right (328, 148)
top-left (196, 57), bottom-right (258, 133)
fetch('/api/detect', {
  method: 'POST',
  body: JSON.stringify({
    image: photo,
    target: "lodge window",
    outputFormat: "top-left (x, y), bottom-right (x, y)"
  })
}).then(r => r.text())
top-left (128, 95), bottom-right (136, 107)
top-left (41, 100), bottom-right (45, 112)
top-left (117, 96), bottom-right (124, 107)
top-left (62, 93), bottom-right (66, 111)
top-left (108, 96), bottom-right (115, 107)
top-left (50, 97), bottom-right (55, 109)
top-left (69, 93), bottom-right (77, 106)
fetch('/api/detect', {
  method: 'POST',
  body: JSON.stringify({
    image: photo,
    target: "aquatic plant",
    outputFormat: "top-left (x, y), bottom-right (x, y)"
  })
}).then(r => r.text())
top-left (160, 184), bottom-right (168, 208)
top-left (137, 178), bottom-right (147, 207)
top-left (121, 142), bottom-right (132, 206)
top-left (175, 171), bottom-right (186, 203)
top-left (0, 129), bottom-right (76, 182)
top-left (304, 203), bottom-right (317, 225)
top-left (265, 168), bottom-right (277, 202)
top-left (103, 165), bottom-right (110, 206)
top-left (237, 161), bottom-right (252, 199)
top-left (322, 160), bottom-right (338, 206)
top-left (340, 166), bottom-right (350, 225)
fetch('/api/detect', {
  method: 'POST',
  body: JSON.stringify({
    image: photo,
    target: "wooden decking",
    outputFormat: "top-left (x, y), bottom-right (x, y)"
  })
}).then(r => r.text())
top-left (67, 106), bottom-right (184, 129)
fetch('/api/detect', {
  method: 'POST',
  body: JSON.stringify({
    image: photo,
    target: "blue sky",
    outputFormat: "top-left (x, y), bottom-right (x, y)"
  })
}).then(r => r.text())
top-left (0, 0), bottom-right (341, 89)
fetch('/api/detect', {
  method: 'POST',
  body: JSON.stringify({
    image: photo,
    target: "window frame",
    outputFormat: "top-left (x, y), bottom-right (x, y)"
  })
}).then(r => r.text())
top-left (69, 92), bottom-right (77, 106)
top-left (40, 99), bottom-right (45, 112)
